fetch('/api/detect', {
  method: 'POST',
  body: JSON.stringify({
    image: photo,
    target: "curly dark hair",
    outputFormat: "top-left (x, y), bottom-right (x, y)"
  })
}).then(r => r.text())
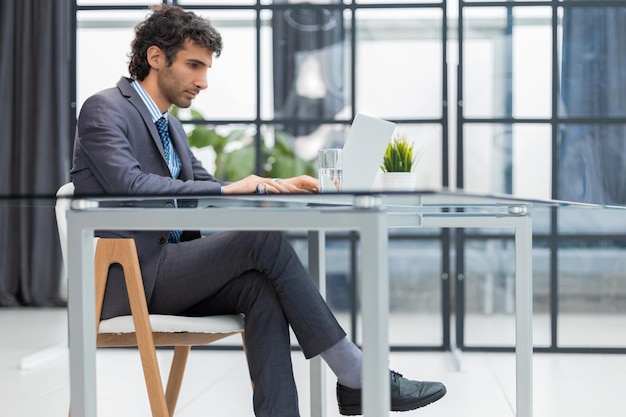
top-left (128, 5), bottom-right (223, 81)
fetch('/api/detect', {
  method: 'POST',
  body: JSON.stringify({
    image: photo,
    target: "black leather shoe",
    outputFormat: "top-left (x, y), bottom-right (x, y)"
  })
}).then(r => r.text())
top-left (336, 370), bottom-right (446, 415)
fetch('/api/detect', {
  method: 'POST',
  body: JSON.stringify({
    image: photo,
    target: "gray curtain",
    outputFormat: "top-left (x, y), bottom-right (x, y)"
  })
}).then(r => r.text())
top-left (559, 7), bottom-right (626, 205)
top-left (0, 0), bottom-right (71, 306)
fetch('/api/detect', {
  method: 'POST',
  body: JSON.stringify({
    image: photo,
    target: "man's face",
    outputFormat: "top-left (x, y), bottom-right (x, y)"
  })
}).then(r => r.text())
top-left (157, 40), bottom-right (213, 109)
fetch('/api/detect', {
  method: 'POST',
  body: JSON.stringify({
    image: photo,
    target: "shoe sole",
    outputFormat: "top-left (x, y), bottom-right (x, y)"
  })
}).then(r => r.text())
top-left (338, 386), bottom-right (447, 415)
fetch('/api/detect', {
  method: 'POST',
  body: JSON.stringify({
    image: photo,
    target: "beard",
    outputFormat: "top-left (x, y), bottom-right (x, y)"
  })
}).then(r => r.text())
top-left (157, 66), bottom-right (195, 109)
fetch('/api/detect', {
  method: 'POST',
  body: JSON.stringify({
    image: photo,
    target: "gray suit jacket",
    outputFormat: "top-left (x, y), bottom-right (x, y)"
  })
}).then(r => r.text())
top-left (71, 77), bottom-right (223, 319)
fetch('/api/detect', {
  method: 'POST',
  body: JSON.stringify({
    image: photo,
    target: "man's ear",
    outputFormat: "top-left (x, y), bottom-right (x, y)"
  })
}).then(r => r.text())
top-left (146, 45), bottom-right (165, 69)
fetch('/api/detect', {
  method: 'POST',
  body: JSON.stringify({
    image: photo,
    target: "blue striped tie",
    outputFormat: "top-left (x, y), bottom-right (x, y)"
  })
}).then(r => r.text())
top-left (155, 116), bottom-right (181, 178)
top-left (155, 116), bottom-right (182, 243)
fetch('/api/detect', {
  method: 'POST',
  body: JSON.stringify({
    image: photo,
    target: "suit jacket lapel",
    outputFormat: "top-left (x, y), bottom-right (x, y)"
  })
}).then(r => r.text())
top-left (116, 78), bottom-right (168, 162)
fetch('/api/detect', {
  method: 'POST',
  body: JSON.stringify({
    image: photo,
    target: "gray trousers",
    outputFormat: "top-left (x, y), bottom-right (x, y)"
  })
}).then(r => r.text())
top-left (147, 231), bottom-right (346, 417)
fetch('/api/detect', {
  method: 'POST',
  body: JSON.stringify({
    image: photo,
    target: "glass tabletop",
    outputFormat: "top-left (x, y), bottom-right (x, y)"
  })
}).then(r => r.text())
top-left (65, 188), bottom-right (626, 209)
top-left (63, 189), bottom-right (626, 234)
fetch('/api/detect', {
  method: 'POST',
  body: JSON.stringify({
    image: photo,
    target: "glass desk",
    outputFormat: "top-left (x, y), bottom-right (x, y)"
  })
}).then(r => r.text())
top-left (65, 190), bottom-right (624, 417)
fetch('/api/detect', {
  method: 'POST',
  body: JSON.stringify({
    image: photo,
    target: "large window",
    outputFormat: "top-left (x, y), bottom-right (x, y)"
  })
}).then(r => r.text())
top-left (457, 1), bottom-right (626, 353)
top-left (74, 0), bottom-right (625, 353)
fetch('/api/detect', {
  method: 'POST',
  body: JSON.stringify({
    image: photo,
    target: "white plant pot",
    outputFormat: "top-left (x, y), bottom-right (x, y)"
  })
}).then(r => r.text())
top-left (380, 172), bottom-right (418, 191)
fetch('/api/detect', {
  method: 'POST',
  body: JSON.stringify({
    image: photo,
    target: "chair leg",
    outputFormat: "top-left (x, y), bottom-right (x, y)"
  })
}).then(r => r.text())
top-left (101, 240), bottom-right (170, 417)
top-left (165, 346), bottom-right (191, 416)
top-left (136, 343), bottom-right (171, 417)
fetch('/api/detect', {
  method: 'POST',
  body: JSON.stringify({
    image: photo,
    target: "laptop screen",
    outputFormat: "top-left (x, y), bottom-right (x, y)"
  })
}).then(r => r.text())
top-left (342, 113), bottom-right (396, 191)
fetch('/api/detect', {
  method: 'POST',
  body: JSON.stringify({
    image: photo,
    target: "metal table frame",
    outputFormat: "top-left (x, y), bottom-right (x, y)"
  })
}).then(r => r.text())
top-left (66, 193), bottom-right (533, 417)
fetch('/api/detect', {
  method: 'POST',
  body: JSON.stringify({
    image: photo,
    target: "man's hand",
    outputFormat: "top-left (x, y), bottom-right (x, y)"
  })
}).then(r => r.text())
top-left (276, 175), bottom-right (319, 193)
top-left (221, 174), bottom-right (319, 194)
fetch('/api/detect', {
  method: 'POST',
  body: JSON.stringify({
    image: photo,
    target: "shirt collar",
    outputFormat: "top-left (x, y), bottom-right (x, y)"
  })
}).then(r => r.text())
top-left (130, 80), bottom-right (167, 123)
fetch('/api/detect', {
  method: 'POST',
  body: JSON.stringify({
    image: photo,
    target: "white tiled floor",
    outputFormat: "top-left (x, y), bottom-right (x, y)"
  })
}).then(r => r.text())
top-left (2, 307), bottom-right (626, 417)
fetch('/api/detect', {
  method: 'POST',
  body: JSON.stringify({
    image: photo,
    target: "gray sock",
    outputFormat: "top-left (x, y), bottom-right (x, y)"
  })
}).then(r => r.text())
top-left (320, 336), bottom-right (363, 389)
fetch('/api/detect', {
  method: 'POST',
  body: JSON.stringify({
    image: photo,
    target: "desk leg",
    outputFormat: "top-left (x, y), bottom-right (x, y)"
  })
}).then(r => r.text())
top-left (360, 212), bottom-right (389, 417)
top-left (515, 215), bottom-right (533, 417)
top-left (67, 218), bottom-right (97, 417)
top-left (308, 231), bottom-right (327, 417)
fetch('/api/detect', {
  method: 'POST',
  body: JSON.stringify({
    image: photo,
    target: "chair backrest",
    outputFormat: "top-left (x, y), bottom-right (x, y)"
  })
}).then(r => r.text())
top-left (55, 182), bottom-right (75, 274)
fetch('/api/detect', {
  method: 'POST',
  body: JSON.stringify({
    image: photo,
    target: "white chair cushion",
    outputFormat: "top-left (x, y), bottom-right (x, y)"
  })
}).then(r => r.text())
top-left (99, 314), bottom-right (245, 334)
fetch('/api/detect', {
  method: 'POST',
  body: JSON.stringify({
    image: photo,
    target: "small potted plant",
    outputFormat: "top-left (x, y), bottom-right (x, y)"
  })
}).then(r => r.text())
top-left (380, 133), bottom-right (420, 191)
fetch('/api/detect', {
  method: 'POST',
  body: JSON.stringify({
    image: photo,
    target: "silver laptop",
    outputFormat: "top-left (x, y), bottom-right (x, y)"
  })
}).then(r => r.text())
top-left (196, 113), bottom-right (395, 208)
top-left (342, 113), bottom-right (396, 192)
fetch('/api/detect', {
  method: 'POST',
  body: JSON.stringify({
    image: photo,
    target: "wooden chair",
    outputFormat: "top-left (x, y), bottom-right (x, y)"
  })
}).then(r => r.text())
top-left (56, 182), bottom-right (247, 417)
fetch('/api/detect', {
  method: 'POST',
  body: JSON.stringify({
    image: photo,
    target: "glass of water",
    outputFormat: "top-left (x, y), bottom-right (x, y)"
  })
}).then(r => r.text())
top-left (318, 148), bottom-right (343, 192)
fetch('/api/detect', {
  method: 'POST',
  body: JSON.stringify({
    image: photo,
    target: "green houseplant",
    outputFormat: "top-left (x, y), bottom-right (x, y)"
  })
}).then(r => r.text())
top-left (171, 107), bottom-right (316, 181)
top-left (380, 133), bottom-right (421, 190)
top-left (381, 133), bottom-right (416, 173)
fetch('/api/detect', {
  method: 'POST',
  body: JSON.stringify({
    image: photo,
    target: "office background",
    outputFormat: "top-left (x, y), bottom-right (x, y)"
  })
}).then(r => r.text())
top-left (0, 0), bottom-right (624, 353)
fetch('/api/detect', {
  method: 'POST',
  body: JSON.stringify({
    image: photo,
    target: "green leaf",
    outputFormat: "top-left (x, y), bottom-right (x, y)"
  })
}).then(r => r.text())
top-left (188, 127), bottom-right (213, 149)
top-left (183, 108), bottom-right (318, 180)
top-left (221, 145), bottom-right (254, 181)
top-left (381, 133), bottom-right (415, 173)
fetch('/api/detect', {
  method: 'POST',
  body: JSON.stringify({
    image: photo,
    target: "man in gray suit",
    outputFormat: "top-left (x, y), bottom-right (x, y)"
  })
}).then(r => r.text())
top-left (71, 5), bottom-right (445, 416)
